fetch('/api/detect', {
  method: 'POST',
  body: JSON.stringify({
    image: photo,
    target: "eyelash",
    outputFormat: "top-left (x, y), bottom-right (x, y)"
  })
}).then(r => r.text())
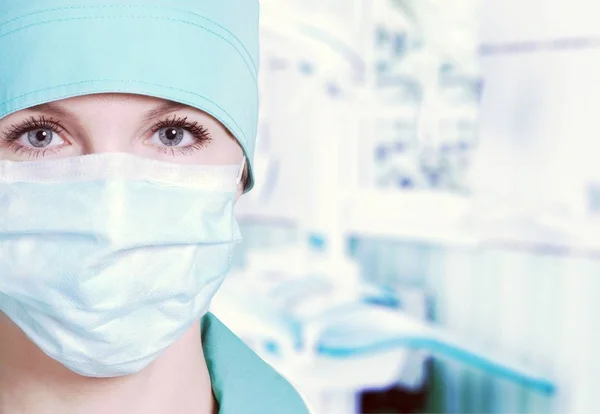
top-left (1, 116), bottom-right (64, 159)
top-left (150, 115), bottom-right (212, 156)
top-left (0, 115), bottom-right (213, 158)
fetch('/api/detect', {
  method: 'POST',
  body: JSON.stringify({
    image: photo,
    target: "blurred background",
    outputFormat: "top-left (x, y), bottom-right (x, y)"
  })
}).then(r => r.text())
top-left (210, 0), bottom-right (600, 412)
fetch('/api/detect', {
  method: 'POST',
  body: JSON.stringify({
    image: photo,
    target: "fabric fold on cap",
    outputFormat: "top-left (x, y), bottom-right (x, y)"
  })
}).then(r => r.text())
top-left (0, 0), bottom-right (260, 190)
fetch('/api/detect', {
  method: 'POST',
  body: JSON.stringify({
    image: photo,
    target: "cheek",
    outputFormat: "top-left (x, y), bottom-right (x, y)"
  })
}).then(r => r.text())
top-left (0, 119), bottom-right (14, 160)
top-left (211, 134), bottom-right (244, 164)
top-left (0, 148), bottom-right (11, 161)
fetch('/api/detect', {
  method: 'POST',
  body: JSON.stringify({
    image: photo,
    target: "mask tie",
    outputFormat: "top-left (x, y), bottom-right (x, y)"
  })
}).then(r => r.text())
top-left (236, 156), bottom-right (247, 186)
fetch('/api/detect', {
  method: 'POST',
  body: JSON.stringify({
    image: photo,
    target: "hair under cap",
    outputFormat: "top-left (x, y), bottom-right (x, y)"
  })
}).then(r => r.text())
top-left (0, 0), bottom-right (259, 190)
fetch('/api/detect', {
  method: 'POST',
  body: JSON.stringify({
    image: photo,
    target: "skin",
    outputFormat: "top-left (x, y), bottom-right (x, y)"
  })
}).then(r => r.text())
top-left (0, 93), bottom-right (246, 414)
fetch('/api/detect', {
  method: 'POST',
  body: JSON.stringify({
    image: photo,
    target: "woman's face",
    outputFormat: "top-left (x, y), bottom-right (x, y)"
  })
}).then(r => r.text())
top-left (0, 93), bottom-right (244, 167)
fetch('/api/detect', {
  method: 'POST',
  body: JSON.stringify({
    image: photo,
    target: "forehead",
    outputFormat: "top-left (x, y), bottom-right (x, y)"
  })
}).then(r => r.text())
top-left (14, 93), bottom-right (219, 124)
top-left (30, 93), bottom-right (182, 111)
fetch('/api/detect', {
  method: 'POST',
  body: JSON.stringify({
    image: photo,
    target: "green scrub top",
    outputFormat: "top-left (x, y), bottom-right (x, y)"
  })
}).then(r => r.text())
top-left (201, 313), bottom-right (310, 414)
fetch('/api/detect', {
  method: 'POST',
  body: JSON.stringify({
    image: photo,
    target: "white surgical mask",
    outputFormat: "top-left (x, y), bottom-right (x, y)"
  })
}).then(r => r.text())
top-left (0, 153), bottom-right (244, 377)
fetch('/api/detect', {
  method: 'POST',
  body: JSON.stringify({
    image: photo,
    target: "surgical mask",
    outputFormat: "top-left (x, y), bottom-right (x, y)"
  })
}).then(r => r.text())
top-left (0, 152), bottom-right (244, 377)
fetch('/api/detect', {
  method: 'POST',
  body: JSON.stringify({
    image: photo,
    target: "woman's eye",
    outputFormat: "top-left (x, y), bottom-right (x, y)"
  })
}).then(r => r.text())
top-left (20, 128), bottom-right (64, 148)
top-left (151, 127), bottom-right (196, 147)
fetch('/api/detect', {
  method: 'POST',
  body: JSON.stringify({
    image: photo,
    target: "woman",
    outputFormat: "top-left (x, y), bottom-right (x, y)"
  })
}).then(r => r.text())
top-left (0, 1), bottom-right (310, 413)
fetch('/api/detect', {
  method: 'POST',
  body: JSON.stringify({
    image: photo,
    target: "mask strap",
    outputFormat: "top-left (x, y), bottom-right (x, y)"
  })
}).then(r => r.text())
top-left (236, 156), bottom-right (247, 185)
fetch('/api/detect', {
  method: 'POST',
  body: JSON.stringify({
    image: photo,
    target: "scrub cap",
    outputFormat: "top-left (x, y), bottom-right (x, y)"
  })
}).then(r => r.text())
top-left (0, 0), bottom-right (259, 190)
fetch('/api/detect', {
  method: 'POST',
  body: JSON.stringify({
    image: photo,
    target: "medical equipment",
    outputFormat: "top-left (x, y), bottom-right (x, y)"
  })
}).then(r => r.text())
top-left (430, 0), bottom-right (600, 411)
top-left (230, 1), bottom-right (570, 413)
top-left (212, 245), bottom-right (556, 414)
top-left (232, 4), bottom-right (479, 413)
top-left (361, 0), bottom-right (482, 193)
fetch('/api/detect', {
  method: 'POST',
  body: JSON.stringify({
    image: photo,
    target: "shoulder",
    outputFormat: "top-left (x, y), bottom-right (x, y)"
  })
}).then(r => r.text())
top-left (201, 312), bottom-right (311, 414)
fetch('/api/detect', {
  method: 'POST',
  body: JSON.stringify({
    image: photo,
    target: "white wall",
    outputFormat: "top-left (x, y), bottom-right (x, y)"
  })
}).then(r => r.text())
top-left (440, 1), bottom-right (600, 411)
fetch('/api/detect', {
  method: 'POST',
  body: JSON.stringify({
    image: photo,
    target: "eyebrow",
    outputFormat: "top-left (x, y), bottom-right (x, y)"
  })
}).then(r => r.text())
top-left (27, 98), bottom-right (239, 144)
top-left (27, 102), bottom-right (77, 118)
top-left (143, 101), bottom-right (187, 122)
top-left (28, 100), bottom-right (187, 121)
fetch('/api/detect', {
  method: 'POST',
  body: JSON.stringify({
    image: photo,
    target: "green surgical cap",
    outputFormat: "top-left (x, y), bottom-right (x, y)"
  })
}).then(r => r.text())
top-left (0, 0), bottom-right (259, 190)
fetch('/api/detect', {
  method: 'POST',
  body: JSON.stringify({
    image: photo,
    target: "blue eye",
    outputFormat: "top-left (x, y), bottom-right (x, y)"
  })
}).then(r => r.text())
top-left (148, 116), bottom-right (212, 155)
top-left (158, 127), bottom-right (185, 146)
top-left (27, 129), bottom-right (55, 148)
top-left (151, 127), bottom-right (197, 148)
top-left (0, 116), bottom-right (67, 159)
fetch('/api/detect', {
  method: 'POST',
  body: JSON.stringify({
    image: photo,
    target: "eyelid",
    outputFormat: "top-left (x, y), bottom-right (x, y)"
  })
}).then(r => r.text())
top-left (148, 115), bottom-right (212, 140)
top-left (151, 115), bottom-right (192, 131)
top-left (1, 116), bottom-right (69, 145)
